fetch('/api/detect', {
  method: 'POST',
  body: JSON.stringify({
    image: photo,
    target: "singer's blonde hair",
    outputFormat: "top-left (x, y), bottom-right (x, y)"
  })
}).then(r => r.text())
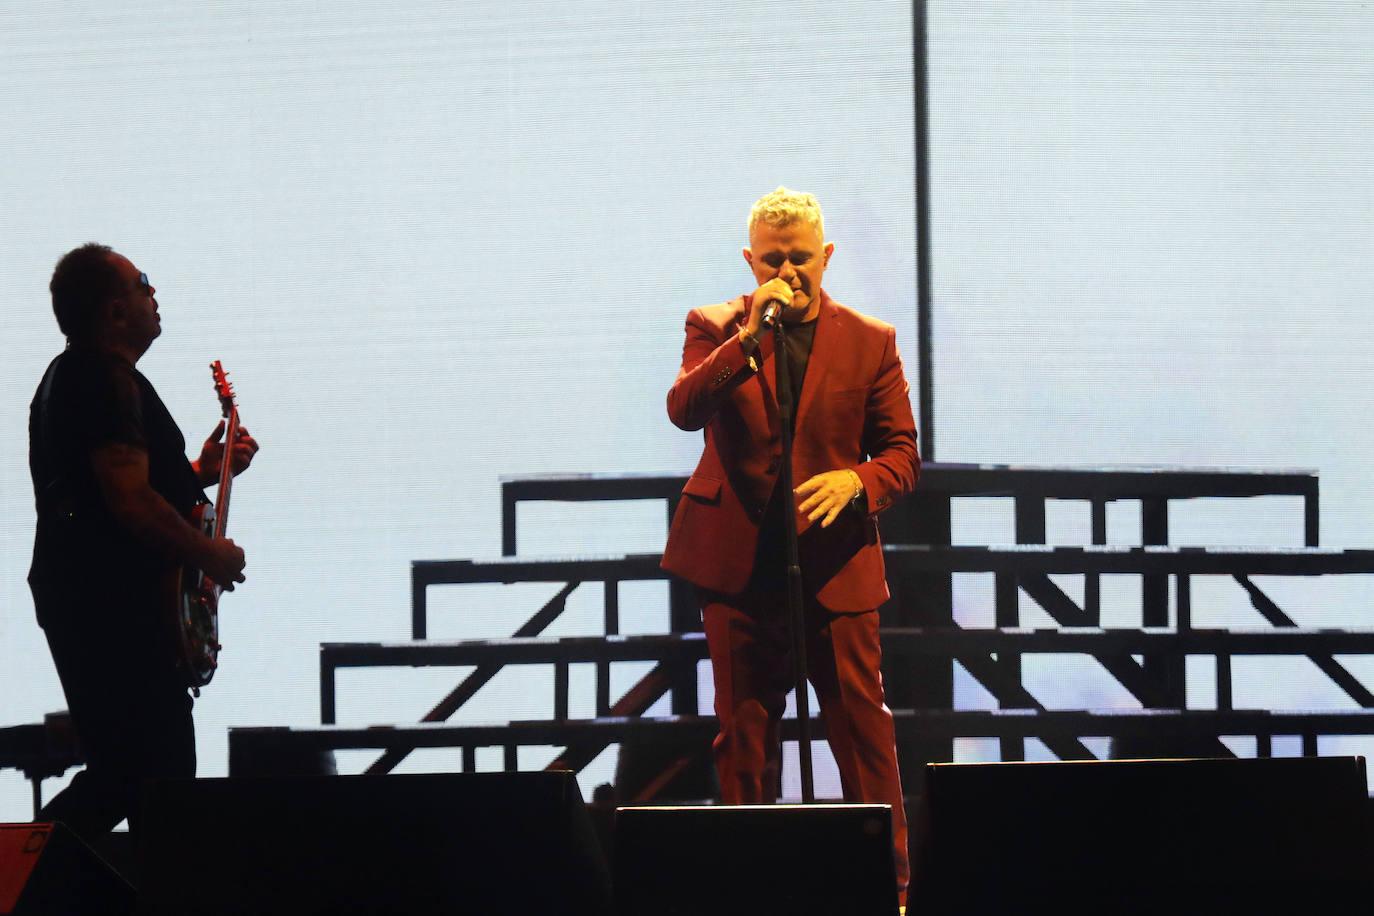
top-left (748, 186), bottom-right (825, 239)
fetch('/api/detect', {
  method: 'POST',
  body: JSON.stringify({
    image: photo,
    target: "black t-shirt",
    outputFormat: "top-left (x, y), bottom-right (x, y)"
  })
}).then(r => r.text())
top-left (778, 315), bottom-right (817, 411)
top-left (28, 345), bottom-right (205, 627)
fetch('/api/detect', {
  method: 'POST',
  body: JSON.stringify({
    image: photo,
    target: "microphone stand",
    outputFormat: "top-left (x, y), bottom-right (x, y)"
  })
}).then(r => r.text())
top-left (770, 317), bottom-right (815, 804)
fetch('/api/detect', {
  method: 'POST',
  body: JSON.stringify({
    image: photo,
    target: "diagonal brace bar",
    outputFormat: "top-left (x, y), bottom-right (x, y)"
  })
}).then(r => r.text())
top-left (365, 582), bottom-right (581, 775)
top-left (1020, 574), bottom-right (1175, 707)
top-left (956, 653), bottom-right (1095, 761)
top-left (1236, 575), bottom-right (1374, 707)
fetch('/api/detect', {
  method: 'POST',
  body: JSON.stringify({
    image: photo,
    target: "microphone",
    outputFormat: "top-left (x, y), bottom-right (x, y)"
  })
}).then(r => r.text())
top-left (760, 298), bottom-right (786, 329)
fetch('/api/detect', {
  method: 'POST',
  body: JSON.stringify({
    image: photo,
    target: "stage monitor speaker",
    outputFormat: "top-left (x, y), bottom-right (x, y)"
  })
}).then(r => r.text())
top-left (136, 771), bottom-right (611, 915)
top-left (614, 804), bottom-right (898, 916)
top-left (0, 822), bottom-right (135, 915)
top-left (920, 755), bottom-right (1371, 914)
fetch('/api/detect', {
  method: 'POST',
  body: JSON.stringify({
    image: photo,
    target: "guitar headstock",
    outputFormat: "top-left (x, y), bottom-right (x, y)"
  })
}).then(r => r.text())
top-left (210, 360), bottom-right (237, 417)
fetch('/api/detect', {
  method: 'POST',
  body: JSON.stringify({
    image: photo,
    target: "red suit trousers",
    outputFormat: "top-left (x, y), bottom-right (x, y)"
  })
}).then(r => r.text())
top-left (700, 588), bottom-right (910, 895)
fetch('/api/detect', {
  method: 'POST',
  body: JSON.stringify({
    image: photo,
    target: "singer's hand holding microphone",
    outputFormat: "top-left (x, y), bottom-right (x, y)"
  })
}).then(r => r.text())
top-left (738, 278), bottom-right (793, 352)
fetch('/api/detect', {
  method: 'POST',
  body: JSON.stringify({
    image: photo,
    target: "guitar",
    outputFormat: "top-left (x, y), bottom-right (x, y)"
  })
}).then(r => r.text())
top-left (167, 360), bottom-right (240, 693)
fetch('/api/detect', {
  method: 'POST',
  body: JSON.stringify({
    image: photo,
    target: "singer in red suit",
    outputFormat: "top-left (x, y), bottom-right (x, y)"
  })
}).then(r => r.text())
top-left (661, 187), bottom-right (919, 904)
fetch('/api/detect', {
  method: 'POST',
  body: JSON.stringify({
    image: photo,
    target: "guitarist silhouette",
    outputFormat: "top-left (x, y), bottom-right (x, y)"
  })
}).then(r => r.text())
top-left (28, 244), bottom-right (258, 846)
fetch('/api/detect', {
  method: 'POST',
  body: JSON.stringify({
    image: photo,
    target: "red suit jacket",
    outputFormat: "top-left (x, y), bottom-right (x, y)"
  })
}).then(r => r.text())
top-left (661, 290), bottom-right (919, 612)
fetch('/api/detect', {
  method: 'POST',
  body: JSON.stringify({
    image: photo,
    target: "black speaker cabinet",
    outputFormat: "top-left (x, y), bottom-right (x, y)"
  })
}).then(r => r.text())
top-left (920, 755), bottom-right (1371, 914)
top-left (614, 804), bottom-right (898, 916)
top-left (136, 771), bottom-right (611, 915)
top-left (0, 822), bottom-right (134, 915)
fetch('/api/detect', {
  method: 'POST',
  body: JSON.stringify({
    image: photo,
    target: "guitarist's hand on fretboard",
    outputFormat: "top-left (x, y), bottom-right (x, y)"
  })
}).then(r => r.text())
top-left (192, 420), bottom-right (261, 487)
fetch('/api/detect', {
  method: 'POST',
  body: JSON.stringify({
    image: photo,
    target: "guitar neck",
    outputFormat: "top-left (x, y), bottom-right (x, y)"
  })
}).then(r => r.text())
top-left (213, 406), bottom-right (239, 540)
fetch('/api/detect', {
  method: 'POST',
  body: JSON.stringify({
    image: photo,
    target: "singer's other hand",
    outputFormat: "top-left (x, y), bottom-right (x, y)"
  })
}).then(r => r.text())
top-left (796, 468), bottom-right (863, 529)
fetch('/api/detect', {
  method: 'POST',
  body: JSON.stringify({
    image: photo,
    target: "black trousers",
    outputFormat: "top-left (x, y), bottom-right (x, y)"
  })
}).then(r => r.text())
top-left (34, 587), bottom-right (195, 844)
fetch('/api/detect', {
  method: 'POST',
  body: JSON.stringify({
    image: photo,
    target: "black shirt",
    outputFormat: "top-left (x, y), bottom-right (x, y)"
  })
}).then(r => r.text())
top-left (28, 345), bottom-right (205, 626)
top-left (778, 316), bottom-right (817, 411)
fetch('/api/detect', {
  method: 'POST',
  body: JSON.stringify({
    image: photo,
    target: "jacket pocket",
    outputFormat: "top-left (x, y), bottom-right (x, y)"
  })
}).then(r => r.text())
top-left (681, 475), bottom-right (722, 504)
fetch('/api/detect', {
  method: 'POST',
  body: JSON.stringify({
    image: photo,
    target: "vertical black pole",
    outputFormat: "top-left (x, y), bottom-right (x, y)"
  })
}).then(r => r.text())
top-left (773, 319), bottom-right (815, 803)
top-left (914, 0), bottom-right (934, 462)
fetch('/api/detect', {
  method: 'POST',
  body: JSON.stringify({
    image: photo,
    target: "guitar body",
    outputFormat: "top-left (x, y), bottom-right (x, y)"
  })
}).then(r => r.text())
top-left (167, 503), bottom-right (221, 690)
top-left (167, 361), bottom-right (238, 693)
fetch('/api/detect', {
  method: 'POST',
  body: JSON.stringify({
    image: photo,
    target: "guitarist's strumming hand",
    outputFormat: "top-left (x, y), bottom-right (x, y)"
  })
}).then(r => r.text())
top-left (200, 536), bottom-right (247, 592)
top-left (191, 421), bottom-right (260, 487)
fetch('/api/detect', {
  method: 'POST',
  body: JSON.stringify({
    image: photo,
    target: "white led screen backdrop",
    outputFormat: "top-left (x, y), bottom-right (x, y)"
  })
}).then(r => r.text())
top-left (0, 0), bottom-right (916, 817)
top-left (925, 1), bottom-right (1374, 763)
top-left (2, 1), bottom-right (1372, 822)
